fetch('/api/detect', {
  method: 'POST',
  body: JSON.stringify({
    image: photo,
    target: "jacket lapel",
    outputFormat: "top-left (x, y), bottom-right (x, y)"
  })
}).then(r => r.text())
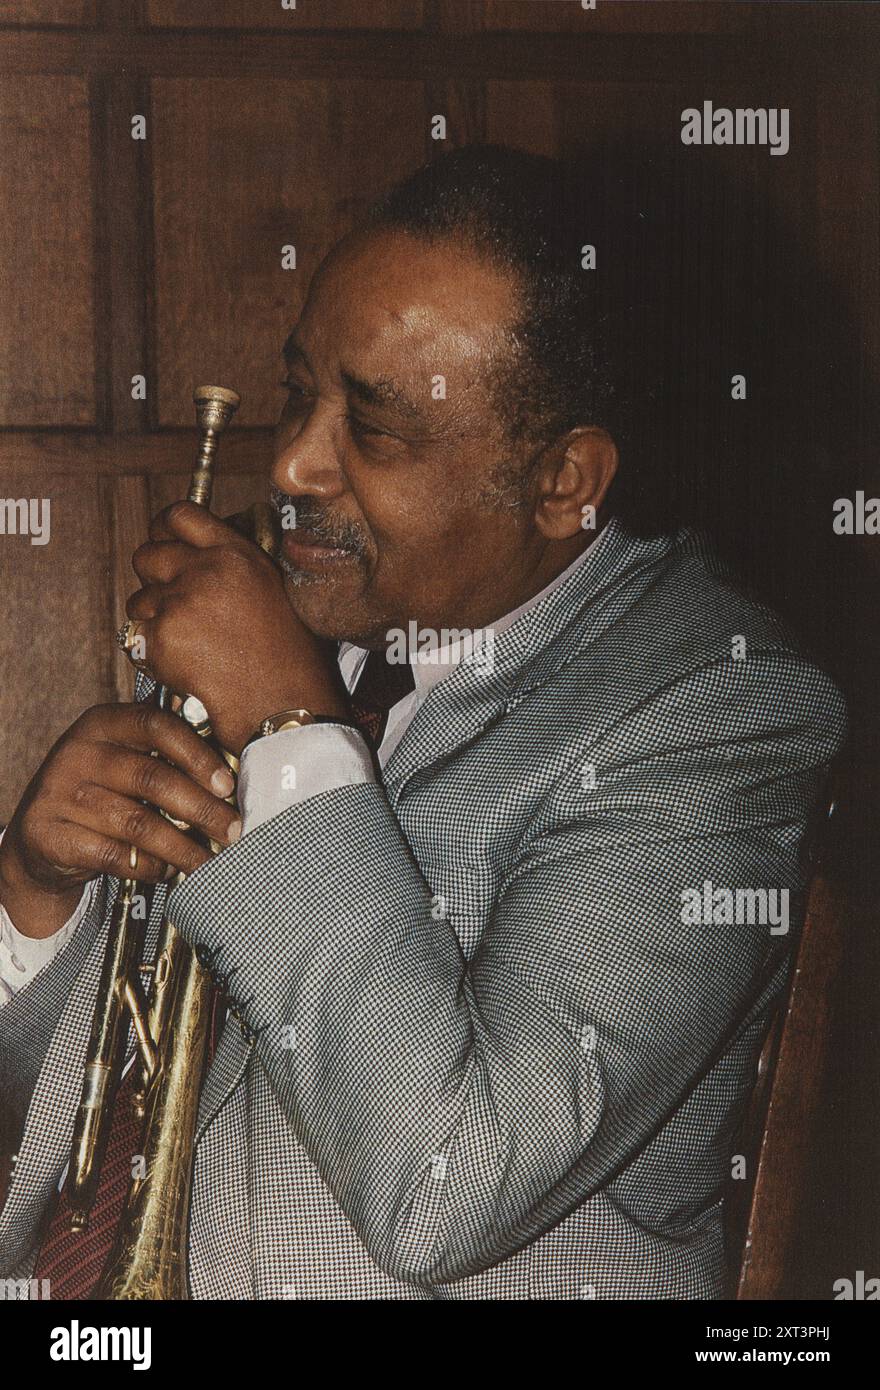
top-left (196, 1021), bottom-right (250, 1141)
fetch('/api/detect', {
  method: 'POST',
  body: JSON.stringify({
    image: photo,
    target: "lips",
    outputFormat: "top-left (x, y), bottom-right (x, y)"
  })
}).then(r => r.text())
top-left (282, 527), bottom-right (358, 570)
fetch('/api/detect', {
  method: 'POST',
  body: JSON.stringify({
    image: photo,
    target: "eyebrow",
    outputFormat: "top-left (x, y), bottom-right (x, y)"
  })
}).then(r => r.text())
top-left (340, 368), bottom-right (421, 419)
top-left (281, 333), bottom-right (422, 419)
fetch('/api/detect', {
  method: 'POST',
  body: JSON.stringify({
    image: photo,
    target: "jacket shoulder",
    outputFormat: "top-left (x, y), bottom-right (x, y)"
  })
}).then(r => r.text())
top-left (556, 526), bottom-right (848, 756)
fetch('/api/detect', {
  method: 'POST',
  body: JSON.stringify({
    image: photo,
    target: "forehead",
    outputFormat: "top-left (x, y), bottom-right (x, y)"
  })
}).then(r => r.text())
top-left (294, 227), bottom-right (518, 382)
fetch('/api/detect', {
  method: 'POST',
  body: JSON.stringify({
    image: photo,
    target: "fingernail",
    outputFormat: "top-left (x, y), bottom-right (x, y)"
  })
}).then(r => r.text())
top-left (227, 819), bottom-right (242, 845)
top-left (164, 863), bottom-right (178, 881)
top-left (212, 768), bottom-right (235, 796)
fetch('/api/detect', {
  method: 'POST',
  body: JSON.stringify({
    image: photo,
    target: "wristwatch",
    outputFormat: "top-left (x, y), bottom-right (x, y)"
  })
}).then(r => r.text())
top-left (242, 707), bottom-right (356, 752)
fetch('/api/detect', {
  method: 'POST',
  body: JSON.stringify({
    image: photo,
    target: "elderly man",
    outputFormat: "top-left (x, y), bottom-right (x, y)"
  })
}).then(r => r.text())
top-left (0, 145), bottom-right (845, 1300)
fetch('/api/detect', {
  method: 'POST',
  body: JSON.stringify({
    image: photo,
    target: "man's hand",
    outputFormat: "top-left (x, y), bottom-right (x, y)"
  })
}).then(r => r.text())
top-left (0, 703), bottom-right (240, 939)
top-left (127, 502), bottom-right (350, 754)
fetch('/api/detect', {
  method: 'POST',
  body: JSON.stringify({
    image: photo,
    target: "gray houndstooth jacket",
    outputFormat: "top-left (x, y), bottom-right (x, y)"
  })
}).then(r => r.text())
top-left (0, 520), bottom-right (846, 1299)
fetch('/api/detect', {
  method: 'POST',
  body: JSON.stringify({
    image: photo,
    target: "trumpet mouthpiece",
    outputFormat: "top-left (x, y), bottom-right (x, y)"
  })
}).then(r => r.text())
top-left (193, 385), bottom-right (241, 436)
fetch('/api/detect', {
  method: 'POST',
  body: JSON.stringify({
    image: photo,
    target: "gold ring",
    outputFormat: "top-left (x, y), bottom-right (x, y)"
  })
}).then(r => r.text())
top-left (129, 844), bottom-right (139, 873)
top-left (116, 620), bottom-right (136, 651)
top-left (116, 620), bottom-right (145, 662)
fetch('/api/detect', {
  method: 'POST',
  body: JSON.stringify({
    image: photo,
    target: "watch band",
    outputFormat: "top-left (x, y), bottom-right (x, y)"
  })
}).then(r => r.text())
top-left (242, 708), bottom-right (358, 753)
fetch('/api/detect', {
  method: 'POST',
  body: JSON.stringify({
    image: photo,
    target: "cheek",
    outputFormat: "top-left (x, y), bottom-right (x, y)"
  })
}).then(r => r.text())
top-left (348, 442), bottom-right (512, 588)
top-left (346, 460), bottom-right (439, 556)
top-left (368, 487), bottom-right (469, 580)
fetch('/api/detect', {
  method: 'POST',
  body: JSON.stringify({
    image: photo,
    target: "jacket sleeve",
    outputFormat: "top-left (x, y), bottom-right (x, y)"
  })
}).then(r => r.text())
top-left (0, 878), bottom-right (109, 1154)
top-left (167, 648), bottom-right (846, 1285)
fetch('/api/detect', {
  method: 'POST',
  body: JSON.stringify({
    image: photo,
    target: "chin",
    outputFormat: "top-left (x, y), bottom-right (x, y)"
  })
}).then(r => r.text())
top-left (283, 574), bottom-right (386, 648)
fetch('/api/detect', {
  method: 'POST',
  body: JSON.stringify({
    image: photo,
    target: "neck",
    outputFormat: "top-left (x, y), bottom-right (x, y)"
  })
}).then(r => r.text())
top-left (472, 524), bottom-right (606, 632)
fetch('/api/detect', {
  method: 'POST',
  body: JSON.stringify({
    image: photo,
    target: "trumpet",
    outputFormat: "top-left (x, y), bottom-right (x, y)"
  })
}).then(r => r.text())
top-left (67, 385), bottom-right (279, 1300)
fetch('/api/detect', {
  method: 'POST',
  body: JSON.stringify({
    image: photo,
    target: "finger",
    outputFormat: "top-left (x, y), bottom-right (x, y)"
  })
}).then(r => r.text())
top-left (62, 786), bottom-right (216, 877)
top-left (49, 822), bottom-right (171, 885)
top-left (150, 500), bottom-right (241, 549)
top-left (132, 539), bottom-right (193, 585)
top-left (87, 746), bottom-right (240, 846)
top-left (74, 705), bottom-right (235, 798)
top-left (125, 587), bottom-right (163, 623)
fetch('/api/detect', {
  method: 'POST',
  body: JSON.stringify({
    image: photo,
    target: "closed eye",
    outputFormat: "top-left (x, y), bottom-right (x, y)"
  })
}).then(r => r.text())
top-left (347, 413), bottom-right (390, 440)
top-left (278, 377), bottom-right (312, 399)
top-left (279, 380), bottom-right (398, 443)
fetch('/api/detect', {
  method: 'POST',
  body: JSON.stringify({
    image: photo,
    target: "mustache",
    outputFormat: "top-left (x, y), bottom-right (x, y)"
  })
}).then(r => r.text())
top-left (269, 485), bottom-right (368, 557)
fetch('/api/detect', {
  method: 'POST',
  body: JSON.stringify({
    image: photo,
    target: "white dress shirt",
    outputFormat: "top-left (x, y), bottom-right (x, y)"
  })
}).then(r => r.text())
top-left (0, 537), bottom-right (601, 1001)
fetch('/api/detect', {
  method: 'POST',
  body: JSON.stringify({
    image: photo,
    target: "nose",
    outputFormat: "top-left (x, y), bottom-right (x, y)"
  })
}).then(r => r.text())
top-left (271, 404), bottom-right (346, 502)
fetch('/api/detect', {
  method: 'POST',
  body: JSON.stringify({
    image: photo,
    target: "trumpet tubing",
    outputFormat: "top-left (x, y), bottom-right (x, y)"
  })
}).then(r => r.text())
top-left (96, 928), bottom-right (214, 1301)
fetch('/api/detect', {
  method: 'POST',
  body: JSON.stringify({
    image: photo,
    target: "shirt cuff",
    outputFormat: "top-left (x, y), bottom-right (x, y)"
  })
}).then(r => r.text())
top-left (237, 722), bottom-right (376, 834)
top-left (0, 828), bottom-right (96, 1006)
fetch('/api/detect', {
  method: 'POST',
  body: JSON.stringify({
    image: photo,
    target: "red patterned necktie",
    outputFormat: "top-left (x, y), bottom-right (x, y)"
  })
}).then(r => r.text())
top-left (349, 647), bottom-right (415, 751)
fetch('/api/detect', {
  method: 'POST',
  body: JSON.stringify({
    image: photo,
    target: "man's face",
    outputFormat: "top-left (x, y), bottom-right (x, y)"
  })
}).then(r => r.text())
top-left (270, 227), bottom-right (542, 647)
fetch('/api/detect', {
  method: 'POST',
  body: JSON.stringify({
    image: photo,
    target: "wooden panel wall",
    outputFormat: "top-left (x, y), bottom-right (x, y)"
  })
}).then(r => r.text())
top-left (482, 0), bottom-right (758, 31)
top-left (151, 76), bottom-right (424, 426)
top-left (0, 0), bottom-right (95, 22)
top-left (147, 1), bottom-right (425, 28)
top-left (0, 77), bottom-right (96, 426)
top-left (0, 0), bottom-right (877, 833)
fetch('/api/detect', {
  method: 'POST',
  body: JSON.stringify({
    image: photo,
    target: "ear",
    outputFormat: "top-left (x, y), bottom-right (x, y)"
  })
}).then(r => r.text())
top-left (532, 427), bottom-right (619, 540)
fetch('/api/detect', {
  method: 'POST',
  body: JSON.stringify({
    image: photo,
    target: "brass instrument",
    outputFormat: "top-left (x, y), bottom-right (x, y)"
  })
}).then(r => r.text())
top-left (67, 385), bottom-right (279, 1300)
